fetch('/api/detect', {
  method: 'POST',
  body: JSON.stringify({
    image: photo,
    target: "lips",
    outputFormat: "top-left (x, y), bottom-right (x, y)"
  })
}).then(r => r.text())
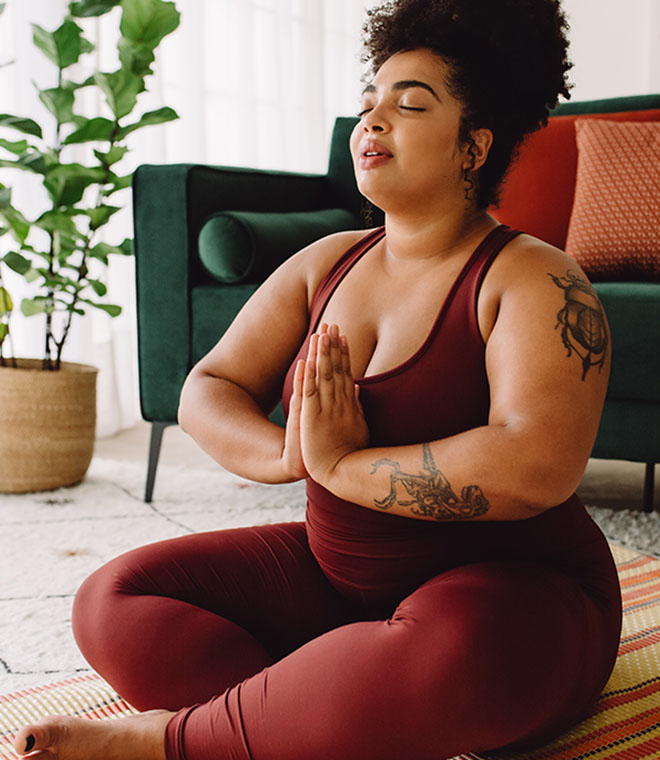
top-left (360, 139), bottom-right (393, 158)
top-left (358, 139), bottom-right (393, 169)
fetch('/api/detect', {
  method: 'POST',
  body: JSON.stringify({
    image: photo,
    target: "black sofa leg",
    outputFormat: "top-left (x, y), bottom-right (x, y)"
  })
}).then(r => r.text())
top-left (145, 421), bottom-right (174, 503)
top-left (643, 462), bottom-right (655, 513)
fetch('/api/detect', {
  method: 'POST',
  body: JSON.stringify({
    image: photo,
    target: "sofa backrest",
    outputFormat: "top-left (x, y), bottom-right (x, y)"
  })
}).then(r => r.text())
top-left (491, 94), bottom-right (660, 249)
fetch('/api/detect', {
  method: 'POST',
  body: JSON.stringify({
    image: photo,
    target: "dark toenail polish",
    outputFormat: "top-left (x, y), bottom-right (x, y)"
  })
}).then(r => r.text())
top-left (24, 735), bottom-right (35, 753)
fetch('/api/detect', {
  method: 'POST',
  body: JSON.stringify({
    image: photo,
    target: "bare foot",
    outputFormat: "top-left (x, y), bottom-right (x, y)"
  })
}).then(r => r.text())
top-left (13, 710), bottom-right (173, 760)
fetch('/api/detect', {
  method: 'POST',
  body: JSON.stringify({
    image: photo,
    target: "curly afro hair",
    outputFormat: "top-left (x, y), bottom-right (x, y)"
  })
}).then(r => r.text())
top-left (361, 0), bottom-right (573, 208)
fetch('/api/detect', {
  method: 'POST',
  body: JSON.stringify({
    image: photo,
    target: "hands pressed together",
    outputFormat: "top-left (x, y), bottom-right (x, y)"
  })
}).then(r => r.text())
top-left (282, 323), bottom-right (369, 486)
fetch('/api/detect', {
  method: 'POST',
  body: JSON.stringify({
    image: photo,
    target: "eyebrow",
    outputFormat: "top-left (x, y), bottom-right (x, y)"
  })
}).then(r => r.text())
top-left (362, 80), bottom-right (441, 101)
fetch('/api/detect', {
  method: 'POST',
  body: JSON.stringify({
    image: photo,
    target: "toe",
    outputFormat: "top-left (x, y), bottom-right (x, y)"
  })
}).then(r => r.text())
top-left (14, 721), bottom-right (58, 756)
top-left (13, 727), bottom-right (36, 756)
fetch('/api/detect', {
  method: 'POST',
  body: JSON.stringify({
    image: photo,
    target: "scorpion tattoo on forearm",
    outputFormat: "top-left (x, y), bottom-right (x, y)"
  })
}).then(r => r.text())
top-left (370, 443), bottom-right (490, 521)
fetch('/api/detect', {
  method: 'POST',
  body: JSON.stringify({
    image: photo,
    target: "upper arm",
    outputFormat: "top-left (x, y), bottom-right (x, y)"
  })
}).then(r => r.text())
top-left (483, 237), bottom-right (611, 504)
top-left (188, 229), bottom-right (367, 412)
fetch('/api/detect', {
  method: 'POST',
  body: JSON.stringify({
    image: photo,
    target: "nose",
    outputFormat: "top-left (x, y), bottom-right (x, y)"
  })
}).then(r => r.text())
top-left (362, 106), bottom-right (388, 133)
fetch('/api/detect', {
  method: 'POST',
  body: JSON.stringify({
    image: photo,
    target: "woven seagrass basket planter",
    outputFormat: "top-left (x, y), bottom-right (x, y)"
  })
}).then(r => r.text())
top-left (0, 359), bottom-right (98, 493)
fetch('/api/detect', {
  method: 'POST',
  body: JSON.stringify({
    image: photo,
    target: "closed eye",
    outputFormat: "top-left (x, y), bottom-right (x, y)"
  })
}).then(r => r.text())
top-left (357, 106), bottom-right (425, 117)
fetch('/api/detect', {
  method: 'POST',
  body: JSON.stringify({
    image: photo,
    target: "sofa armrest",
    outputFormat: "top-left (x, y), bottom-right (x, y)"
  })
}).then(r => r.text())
top-left (132, 163), bottom-right (347, 422)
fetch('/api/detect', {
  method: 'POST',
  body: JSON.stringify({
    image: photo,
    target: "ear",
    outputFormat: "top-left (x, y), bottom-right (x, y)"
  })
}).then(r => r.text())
top-left (462, 128), bottom-right (493, 172)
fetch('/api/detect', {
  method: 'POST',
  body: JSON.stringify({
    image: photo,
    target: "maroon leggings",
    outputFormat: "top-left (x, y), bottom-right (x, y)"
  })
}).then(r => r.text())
top-left (72, 522), bottom-right (617, 760)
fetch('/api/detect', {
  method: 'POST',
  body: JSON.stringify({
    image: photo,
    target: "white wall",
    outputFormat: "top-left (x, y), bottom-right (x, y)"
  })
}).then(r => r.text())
top-left (562, 0), bottom-right (659, 100)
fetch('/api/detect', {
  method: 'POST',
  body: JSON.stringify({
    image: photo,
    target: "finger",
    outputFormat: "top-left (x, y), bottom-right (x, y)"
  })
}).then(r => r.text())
top-left (327, 325), bottom-right (345, 400)
top-left (289, 360), bottom-right (305, 416)
top-left (316, 331), bottom-right (335, 405)
top-left (339, 334), bottom-right (355, 397)
top-left (305, 333), bottom-right (318, 377)
top-left (303, 336), bottom-right (320, 403)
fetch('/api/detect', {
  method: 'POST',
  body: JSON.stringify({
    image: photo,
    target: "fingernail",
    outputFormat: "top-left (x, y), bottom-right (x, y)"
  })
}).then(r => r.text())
top-left (25, 735), bottom-right (35, 753)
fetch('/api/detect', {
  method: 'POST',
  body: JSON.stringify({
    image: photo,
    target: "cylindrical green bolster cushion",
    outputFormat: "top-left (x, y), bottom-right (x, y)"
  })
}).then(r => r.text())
top-left (197, 208), bottom-right (362, 283)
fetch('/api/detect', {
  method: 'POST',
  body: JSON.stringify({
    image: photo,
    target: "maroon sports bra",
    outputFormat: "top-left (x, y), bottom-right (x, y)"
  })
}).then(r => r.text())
top-left (283, 224), bottom-right (521, 446)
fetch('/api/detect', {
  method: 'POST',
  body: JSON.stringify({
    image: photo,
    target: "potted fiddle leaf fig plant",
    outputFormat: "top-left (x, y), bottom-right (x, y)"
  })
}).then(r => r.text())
top-left (0, 0), bottom-right (180, 493)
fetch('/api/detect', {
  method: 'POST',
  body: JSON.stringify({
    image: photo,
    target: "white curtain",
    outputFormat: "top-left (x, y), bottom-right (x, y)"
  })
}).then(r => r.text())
top-left (0, 0), bottom-right (374, 437)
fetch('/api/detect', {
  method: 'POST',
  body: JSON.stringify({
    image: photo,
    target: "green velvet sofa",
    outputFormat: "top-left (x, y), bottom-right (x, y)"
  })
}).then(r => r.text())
top-left (133, 94), bottom-right (660, 508)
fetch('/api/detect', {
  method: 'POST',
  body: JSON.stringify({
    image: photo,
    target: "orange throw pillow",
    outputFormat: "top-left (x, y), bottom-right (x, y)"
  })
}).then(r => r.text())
top-left (491, 108), bottom-right (660, 250)
top-left (564, 119), bottom-right (660, 281)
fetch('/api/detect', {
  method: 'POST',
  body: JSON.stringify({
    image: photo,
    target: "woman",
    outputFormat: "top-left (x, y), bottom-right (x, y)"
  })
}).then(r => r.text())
top-left (15, 1), bottom-right (621, 759)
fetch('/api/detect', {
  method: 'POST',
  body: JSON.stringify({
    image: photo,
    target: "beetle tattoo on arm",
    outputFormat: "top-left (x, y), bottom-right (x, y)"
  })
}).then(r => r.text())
top-left (370, 443), bottom-right (490, 520)
top-left (548, 270), bottom-right (608, 381)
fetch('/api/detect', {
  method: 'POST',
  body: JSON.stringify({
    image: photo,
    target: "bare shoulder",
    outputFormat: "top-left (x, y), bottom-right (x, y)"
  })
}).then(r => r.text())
top-left (481, 232), bottom-right (604, 325)
top-left (487, 233), bottom-right (589, 288)
top-left (482, 232), bottom-right (610, 385)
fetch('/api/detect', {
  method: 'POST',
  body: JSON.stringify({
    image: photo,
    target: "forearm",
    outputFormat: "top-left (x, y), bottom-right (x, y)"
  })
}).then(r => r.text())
top-left (178, 372), bottom-right (295, 484)
top-left (320, 424), bottom-right (575, 522)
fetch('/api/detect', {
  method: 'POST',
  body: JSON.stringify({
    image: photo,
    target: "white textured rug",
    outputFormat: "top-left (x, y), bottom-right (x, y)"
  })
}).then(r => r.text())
top-left (0, 457), bottom-right (657, 694)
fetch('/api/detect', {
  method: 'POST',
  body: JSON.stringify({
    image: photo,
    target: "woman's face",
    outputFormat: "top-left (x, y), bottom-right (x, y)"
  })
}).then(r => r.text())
top-left (350, 49), bottom-right (472, 215)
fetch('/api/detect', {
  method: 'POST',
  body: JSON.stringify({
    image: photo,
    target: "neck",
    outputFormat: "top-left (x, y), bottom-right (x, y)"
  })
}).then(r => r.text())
top-left (382, 208), bottom-right (497, 264)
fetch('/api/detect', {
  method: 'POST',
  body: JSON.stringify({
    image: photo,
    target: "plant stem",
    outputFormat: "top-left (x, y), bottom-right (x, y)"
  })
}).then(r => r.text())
top-left (54, 122), bottom-right (119, 371)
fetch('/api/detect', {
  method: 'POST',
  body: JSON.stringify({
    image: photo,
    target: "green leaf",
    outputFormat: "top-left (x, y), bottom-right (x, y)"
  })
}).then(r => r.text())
top-left (0, 323), bottom-right (8, 343)
top-left (86, 278), bottom-right (107, 297)
top-left (105, 172), bottom-right (133, 195)
top-left (0, 207), bottom-right (30, 244)
top-left (69, 0), bottom-right (122, 18)
top-left (66, 74), bottom-right (97, 90)
top-left (93, 302), bottom-right (121, 317)
top-left (120, 0), bottom-right (180, 49)
top-left (0, 138), bottom-right (30, 156)
top-left (88, 244), bottom-right (109, 265)
top-left (80, 297), bottom-right (121, 317)
top-left (117, 38), bottom-right (155, 78)
top-left (3, 251), bottom-right (32, 276)
top-left (0, 286), bottom-right (13, 315)
top-left (116, 106), bottom-right (178, 139)
top-left (39, 86), bottom-right (76, 124)
top-left (0, 4), bottom-right (6, 17)
top-left (0, 114), bottom-right (42, 139)
top-left (117, 237), bottom-right (133, 255)
top-left (0, 185), bottom-right (11, 209)
top-left (94, 70), bottom-right (142, 120)
top-left (85, 204), bottom-right (121, 229)
top-left (32, 20), bottom-right (90, 69)
top-left (89, 238), bottom-right (132, 263)
top-left (0, 151), bottom-right (48, 174)
top-left (34, 210), bottom-right (79, 234)
top-left (43, 163), bottom-right (106, 206)
top-left (33, 210), bottom-right (81, 241)
top-left (21, 297), bottom-right (47, 316)
top-left (63, 116), bottom-right (116, 145)
top-left (93, 145), bottom-right (129, 166)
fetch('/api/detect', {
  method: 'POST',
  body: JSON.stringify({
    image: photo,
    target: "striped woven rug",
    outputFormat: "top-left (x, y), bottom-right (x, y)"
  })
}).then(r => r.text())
top-left (0, 543), bottom-right (658, 760)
